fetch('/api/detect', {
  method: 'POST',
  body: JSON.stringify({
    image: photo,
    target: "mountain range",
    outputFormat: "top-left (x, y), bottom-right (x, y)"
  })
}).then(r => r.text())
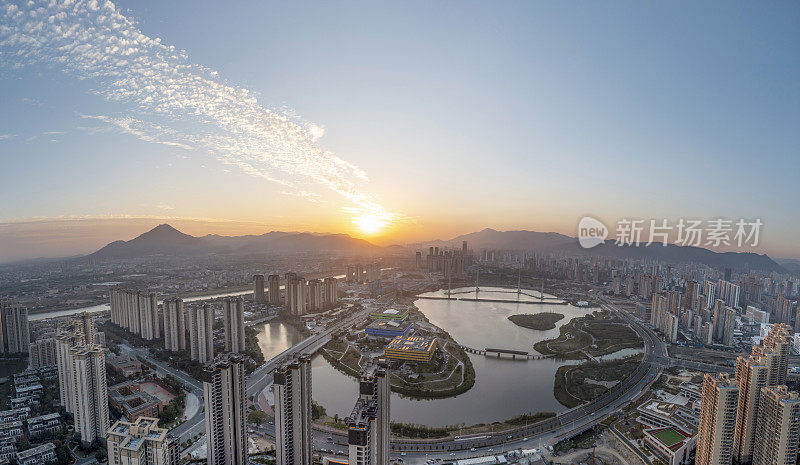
top-left (421, 228), bottom-right (786, 273)
top-left (85, 224), bottom-right (787, 273)
top-left (87, 224), bottom-right (378, 260)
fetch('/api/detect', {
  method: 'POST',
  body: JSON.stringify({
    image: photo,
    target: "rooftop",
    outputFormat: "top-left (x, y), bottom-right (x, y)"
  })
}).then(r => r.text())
top-left (16, 443), bottom-right (55, 460)
top-left (646, 426), bottom-right (693, 452)
top-left (386, 335), bottom-right (436, 353)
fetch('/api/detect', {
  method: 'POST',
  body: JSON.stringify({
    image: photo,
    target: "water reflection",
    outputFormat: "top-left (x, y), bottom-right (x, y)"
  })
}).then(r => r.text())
top-left (310, 287), bottom-right (594, 427)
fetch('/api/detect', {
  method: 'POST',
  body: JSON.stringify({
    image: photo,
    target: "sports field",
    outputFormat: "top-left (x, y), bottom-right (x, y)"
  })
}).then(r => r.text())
top-left (653, 427), bottom-right (688, 448)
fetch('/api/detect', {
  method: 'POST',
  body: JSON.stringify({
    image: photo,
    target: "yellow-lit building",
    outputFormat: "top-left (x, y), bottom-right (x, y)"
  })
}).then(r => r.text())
top-left (384, 335), bottom-right (437, 362)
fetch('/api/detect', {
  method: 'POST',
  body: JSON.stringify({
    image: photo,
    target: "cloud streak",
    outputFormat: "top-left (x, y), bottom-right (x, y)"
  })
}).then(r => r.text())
top-left (0, 0), bottom-right (397, 221)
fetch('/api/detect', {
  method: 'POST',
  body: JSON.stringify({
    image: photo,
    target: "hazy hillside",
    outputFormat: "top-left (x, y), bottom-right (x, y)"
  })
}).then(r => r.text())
top-left (86, 224), bottom-right (378, 260)
top-left (418, 228), bottom-right (786, 273)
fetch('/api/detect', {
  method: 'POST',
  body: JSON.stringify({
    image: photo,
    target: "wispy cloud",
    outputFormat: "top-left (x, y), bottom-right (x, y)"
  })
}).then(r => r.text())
top-left (0, 133), bottom-right (16, 141)
top-left (0, 0), bottom-right (398, 221)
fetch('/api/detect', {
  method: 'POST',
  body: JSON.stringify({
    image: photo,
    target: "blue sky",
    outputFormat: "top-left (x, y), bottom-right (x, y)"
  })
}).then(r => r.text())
top-left (0, 0), bottom-right (798, 261)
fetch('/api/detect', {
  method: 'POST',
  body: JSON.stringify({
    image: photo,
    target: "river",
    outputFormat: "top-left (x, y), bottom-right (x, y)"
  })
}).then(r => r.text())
top-left (254, 287), bottom-right (595, 427)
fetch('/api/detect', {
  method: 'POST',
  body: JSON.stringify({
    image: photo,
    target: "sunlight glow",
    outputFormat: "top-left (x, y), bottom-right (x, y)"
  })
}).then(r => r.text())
top-left (353, 214), bottom-right (390, 236)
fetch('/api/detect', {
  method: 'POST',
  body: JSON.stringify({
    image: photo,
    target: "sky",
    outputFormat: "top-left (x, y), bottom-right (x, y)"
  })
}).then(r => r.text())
top-left (0, 0), bottom-right (798, 263)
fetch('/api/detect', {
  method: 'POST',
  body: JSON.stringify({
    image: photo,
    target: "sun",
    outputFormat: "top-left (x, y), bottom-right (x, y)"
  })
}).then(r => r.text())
top-left (353, 214), bottom-right (389, 236)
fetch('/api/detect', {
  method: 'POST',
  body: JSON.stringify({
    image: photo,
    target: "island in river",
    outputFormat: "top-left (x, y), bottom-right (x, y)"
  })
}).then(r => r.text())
top-left (507, 312), bottom-right (565, 330)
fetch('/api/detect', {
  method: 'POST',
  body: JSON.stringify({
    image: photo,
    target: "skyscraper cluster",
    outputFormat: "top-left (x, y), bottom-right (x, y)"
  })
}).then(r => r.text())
top-left (109, 289), bottom-right (160, 341)
top-left (55, 313), bottom-right (109, 446)
top-left (345, 263), bottom-right (382, 284)
top-left (697, 323), bottom-right (796, 465)
top-left (0, 298), bottom-right (29, 354)
top-left (283, 273), bottom-right (338, 316)
top-left (423, 247), bottom-right (467, 279)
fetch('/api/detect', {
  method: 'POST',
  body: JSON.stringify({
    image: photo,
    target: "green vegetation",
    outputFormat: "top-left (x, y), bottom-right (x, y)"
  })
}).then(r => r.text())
top-left (0, 355), bottom-right (28, 379)
top-left (505, 411), bottom-right (556, 425)
top-left (311, 401), bottom-right (326, 421)
top-left (158, 377), bottom-right (186, 427)
top-left (508, 312), bottom-right (564, 330)
top-left (390, 422), bottom-right (457, 439)
top-left (245, 325), bottom-right (266, 364)
top-left (533, 310), bottom-right (642, 359)
top-left (533, 316), bottom-right (592, 359)
top-left (553, 355), bottom-right (643, 408)
top-left (248, 410), bottom-right (270, 426)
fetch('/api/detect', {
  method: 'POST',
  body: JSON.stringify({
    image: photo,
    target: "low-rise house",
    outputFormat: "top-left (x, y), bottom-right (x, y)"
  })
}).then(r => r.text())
top-left (108, 381), bottom-right (162, 422)
top-left (106, 355), bottom-right (142, 378)
top-left (0, 421), bottom-right (24, 440)
top-left (14, 384), bottom-right (43, 399)
top-left (16, 443), bottom-right (56, 465)
top-left (13, 376), bottom-right (41, 393)
top-left (27, 413), bottom-right (61, 438)
top-left (10, 395), bottom-right (39, 409)
top-left (0, 438), bottom-right (17, 461)
top-left (0, 408), bottom-right (31, 426)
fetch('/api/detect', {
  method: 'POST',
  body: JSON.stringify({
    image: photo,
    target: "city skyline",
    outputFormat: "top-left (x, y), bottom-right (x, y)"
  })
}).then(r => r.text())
top-left (1, 1), bottom-right (799, 262)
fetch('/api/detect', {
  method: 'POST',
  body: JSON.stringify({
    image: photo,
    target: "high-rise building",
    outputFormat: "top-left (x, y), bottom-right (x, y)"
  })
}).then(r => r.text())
top-left (346, 362), bottom-right (390, 465)
top-left (696, 373), bottom-right (738, 465)
top-left (760, 323), bottom-right (791, 386)
top-left (733, 355), bottom-right (769, 464)
top-left (204, 354), bottom-right (248, 465)
top-left (75, 312), bottom-right (96, 346)
top-left (188, 304), bottom-right (214, 363)
top-left (717, 279), bottom-right (740, 309)
top-left (163, 298), bottom-right (186, 352)
top-left (106, 417), bottom-right (178, 465)
top-left (0, 299), bottom-right (29, 353)
top-left (307, 279), bottom-right (323, 312)
top-left (28, 336), bottom-right (57, 369)
top-left (268, 274), bottom-right (281, 305)
top-left (223, 297), bottom-right (245, 353)
top-left (752, 385), bottom-right (800, 465)
top-left (286, 276), bottom-right (307, 316)
top-left (138, 292), bottom-right (160, 340)
top-left (72, 344), bottom-right (110, 445)
top-left (323, 277), bottom-right (338, 308)
top-left (56, 313), bottom-right (95, 415)
top-left (274, 356), bottom-right (312, 465)
top-left (109, 289), bottom-right (159, 341)
top-left (253, 275), bottom-right (266, 304)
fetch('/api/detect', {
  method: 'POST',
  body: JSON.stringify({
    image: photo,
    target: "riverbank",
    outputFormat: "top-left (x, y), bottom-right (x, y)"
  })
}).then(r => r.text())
top-left (508, 312), bottom-right (565, 330)
top-left (533, 309), bottom-right (643, 360)
top-left (554, 354), bottom-right (643, 408)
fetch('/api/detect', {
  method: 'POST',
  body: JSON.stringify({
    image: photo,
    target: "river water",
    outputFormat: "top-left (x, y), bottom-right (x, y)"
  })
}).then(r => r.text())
top-left (254, 287), bottom-right (594, 427)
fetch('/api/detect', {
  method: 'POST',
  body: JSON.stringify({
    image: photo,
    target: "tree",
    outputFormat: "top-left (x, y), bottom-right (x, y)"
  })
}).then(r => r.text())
top-left (248, 410), bottom-right (269, 427)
